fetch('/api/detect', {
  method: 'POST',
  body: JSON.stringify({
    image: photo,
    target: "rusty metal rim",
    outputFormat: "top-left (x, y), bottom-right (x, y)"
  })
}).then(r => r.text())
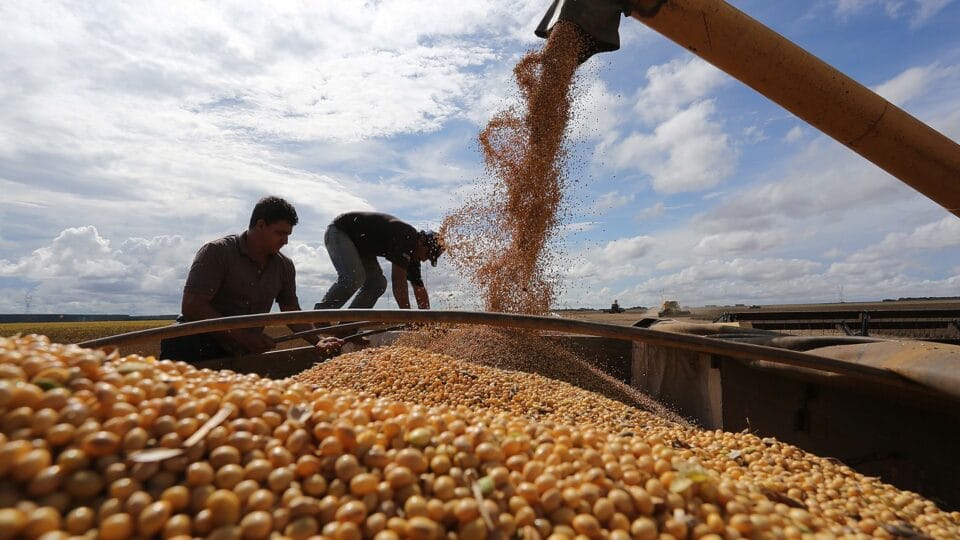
top-left (74, 308), bottom-right (932, 392)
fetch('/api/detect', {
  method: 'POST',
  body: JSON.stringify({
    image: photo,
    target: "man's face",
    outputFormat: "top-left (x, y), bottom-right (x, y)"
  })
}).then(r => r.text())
top-left (255, 219), bottom-right (293, 254)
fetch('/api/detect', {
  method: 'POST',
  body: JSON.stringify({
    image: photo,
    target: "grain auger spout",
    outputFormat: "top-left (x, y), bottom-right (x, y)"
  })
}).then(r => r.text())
top-left (536, 0), bottom-right (960, 219)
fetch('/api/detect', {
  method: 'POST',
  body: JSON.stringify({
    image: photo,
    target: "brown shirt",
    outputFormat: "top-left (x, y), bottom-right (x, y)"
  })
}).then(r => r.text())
top-left (182, 232), bottom-right (298, 322)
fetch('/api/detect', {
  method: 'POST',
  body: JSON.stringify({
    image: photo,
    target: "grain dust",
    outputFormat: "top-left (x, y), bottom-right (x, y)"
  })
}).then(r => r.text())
top-left (426, 23), bottom-right (653, 429)
top-left (394, 326), bottom-right (688, 426)
top-left (295, 344), bottom-right (681, 432)
top-left (440, 21), bottom-right (584, 315)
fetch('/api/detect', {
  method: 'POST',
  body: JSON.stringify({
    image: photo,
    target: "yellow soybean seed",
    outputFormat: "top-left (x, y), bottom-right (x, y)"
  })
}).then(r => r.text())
top-left (2, 335), bottom-right (960, 540)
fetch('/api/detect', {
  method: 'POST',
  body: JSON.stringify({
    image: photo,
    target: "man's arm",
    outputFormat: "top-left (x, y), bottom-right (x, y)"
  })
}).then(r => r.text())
top-left (182, 290), bottom-right (225, 322)
top-left (391, 263), bottom-right (412, 309)
top-left (182, 291), bottom-right (274, 354)
top-left (412, 284), bottom-right (430, 310)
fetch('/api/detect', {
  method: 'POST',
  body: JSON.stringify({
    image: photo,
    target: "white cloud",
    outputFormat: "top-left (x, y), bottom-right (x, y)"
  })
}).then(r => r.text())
top-left (636, 202), bottom-right (666, 221)
top-left (873, 64), bottom-right (953, 106)
top-left (569, 77), bottom-right (624, 143)
top-left (589, 191), bottom-right (634, 213)
top-left (604, 257), bottom-right (831, 307)
top-left (655, 259), bottom-right (687, 271)
top-left (561, 247), bottom-right (959, 308)
top-left (695, 137), bottom-right (913, 232)
top-left (912, 0), bottom-right (954, 25)
top-left (567, 260), bottom-right (601, 280)
top-left (632, 58), bottom-right (728, 124)
top-left (845, 215), bottom-right (960, 263)
top-left (600, 235), bottom-right (657, 262)
top-left (0, 2), bottom-right (500, 144)
top-left (742, 126), bottom-right (767, 144)
top-left (693, 230), bottom-right (792, 256)
top-left (823, 247), bottom-right (846, 259)
top-left (560, 222), bottom-right (599, 236)
top-left (0, 225), bottom-right (475, 314)
top-left (0, 227), bottom-right (123, 279)
top-left (0, 227), bottom-right (192, 314)
top-left (783, 126), bottom-right (805, 144)
top-left (889, 215), bottom-right (960, 249)
top-left (0, 0), bottom-right (533, 285)
top-left (557, 201), bottom-right (960, 308)
top-left (833, 0), bottom-right (954, 27)
top-left (663, 258), bottom-right (824, 285)
top-left (835, 0), bottom-right (902, 18)
top-left (398, 138), bottom-right (483, 186)
top-left (0, 2), bottom-right (533, 185)
top-left (607, 100), bottom-right (737, 194)
top-left (558, 235), bottom-right (659, 287)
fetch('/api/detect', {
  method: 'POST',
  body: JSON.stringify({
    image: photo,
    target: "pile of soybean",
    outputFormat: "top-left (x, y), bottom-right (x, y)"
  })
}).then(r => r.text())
top-left (0, 336), bottom-right (957, 539)
top-left (392, 327), bottom-right (688, 428)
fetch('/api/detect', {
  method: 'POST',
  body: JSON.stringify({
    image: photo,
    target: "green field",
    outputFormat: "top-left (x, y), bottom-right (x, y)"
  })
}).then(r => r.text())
top-left (0, 320), bottom-right (175, 357)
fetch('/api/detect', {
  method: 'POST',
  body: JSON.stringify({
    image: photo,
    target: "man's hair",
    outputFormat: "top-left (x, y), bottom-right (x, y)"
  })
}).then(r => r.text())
top-left (249, 196), bottom-right (299, 228)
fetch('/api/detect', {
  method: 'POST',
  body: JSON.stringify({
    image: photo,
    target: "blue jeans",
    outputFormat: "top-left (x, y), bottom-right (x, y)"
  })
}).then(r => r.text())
top-left (314, 224), bottom-right (387, 309)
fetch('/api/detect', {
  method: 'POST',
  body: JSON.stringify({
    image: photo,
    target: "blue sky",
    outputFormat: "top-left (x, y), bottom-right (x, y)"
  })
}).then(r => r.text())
top-left (1, 0), bottom-right (958, 315)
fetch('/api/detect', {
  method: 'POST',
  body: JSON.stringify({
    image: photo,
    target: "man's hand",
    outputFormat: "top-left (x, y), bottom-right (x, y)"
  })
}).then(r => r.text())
top-left (229, 330), bottom-right (276, 355)
top-left (314, 336), bottom-right (343, 356)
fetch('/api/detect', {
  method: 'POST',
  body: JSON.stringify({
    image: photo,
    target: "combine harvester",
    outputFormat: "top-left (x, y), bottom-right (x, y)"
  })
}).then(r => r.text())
top-left (82, 0), bottom-right (960, 515)
top-left (658, 300), bottom-right (691, 318)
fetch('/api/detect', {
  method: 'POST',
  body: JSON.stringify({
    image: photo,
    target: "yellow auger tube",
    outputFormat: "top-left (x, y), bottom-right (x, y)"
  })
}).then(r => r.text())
top-left (629, 0), bottom-right (960, 218)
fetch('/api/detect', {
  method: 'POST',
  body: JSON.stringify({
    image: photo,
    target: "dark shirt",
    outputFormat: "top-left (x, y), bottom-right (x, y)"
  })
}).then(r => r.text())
top-left (332, 212), bottom-right (424, 285)
top-left (182, 232), bottom-right (299, 323)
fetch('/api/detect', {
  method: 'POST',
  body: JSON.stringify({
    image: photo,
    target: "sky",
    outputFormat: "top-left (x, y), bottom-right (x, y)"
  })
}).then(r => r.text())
top-left (1, 0), bottom-right (959, 315)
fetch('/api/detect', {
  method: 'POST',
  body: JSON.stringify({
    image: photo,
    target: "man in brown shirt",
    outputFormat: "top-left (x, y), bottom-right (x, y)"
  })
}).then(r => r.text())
top-left (160, 196), bottom-right (339, 362)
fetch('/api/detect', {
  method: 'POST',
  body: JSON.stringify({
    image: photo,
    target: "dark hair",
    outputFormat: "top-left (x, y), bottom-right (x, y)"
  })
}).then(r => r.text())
top-left (249, 196), bottom-right (299, 228)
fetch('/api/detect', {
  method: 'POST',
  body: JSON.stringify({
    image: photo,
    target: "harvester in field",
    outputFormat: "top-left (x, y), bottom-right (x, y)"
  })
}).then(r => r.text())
top-left (657, 299), bottom-right (690, 318)
top-left (606, 299), bottom-right (625, 313)
top-left (78, 0), bottom-right (960, 515)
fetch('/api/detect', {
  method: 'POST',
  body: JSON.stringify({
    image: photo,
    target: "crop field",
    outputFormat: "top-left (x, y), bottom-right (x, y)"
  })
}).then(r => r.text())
top-left (0, 320), bottom-right (300, 358)
top-left (0, 320), bottom-right (172, 354)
